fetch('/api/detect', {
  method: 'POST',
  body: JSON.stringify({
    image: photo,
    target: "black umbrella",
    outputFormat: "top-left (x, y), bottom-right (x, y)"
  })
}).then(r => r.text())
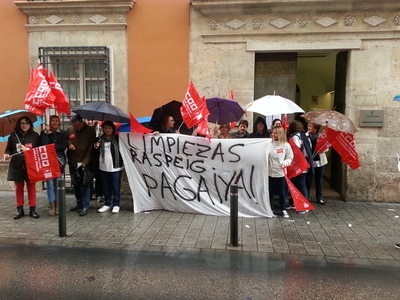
top-left (72, 101), bottom-right (130, 123)
top-left (149, 100), bottom-right (191, 134)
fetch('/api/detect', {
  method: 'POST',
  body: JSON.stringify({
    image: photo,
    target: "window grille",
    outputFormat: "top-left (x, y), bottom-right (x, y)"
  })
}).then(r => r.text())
top-left (38, 46), bottom-right (111, 111)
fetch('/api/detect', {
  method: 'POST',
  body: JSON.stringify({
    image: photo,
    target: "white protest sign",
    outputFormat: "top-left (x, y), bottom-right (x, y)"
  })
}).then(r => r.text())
top-left (119, 133), bottom-right (275, 218)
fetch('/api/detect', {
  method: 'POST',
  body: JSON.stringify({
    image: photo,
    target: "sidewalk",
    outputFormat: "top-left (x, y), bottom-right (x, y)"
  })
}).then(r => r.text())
top-left (1, 190), bottom-right (400, 268)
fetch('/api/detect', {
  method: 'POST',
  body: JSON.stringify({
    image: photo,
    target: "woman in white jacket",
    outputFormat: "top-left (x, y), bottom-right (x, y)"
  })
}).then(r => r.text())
top-left (267, 126), bottom-right (293, 218)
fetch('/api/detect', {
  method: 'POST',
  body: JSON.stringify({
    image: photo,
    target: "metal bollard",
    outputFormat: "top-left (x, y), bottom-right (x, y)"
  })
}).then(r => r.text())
top-left (230, 184), bottom-right (238, 246)
top-left (58, 178), bottom-right (67, 237)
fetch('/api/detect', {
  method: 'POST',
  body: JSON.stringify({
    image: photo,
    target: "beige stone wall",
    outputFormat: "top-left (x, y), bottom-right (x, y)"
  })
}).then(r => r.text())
top-left (189, 1), bottom-right (400, 202)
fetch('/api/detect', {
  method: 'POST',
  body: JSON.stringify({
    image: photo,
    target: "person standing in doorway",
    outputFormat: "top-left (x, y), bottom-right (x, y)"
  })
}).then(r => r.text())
top-left (67, 114), bottom-right (96, 216)
top-left (306, 122), bottom-right (328, 204)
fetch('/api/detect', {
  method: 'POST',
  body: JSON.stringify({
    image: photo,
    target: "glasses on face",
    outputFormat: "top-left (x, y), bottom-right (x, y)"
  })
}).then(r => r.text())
top-left (220, 126), bottom-right (229, 129)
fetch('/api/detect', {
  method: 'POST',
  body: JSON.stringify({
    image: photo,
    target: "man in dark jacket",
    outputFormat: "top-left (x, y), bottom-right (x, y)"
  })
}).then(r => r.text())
top-left (66, 114), bottom-right (96, 216)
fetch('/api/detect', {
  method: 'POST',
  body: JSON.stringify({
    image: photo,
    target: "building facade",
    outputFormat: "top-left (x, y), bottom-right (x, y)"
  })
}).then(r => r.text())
top-left (1, 0), bottom-right (400, 202)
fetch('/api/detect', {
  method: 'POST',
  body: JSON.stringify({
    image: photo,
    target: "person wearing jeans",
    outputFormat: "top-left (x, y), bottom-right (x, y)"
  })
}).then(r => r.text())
top-left (40, 115), bottom-right (67, 216)
top-left (96, 121), bottom-right (123, 214)
top-left (306, 123), bottom-right (328, 204)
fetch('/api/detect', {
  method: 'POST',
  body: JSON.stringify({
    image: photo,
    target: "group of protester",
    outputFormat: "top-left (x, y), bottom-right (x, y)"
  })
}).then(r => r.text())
top-left (3, 112), bottom-right (327, 221)
top-left (3, 114), bottom-right (123, 219)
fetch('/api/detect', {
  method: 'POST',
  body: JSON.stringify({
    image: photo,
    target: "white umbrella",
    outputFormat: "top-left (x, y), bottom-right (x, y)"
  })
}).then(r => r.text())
top-left (244, 95), bottom-right (304, 116)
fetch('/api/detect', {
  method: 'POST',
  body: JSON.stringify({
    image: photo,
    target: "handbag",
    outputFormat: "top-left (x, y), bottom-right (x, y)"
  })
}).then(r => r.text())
top-left (71, 166), bottom-right (94, 188)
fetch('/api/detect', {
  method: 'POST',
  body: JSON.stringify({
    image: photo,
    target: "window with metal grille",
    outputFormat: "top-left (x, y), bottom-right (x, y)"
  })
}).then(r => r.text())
top-left (38, 46), bottom-right (111, 110)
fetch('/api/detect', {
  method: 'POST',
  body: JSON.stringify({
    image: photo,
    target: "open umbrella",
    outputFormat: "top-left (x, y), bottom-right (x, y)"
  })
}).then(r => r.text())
top-left (205, 97), bottom-right (245, 124)
top-left (244, 95), bottom-right (304, 116)
top-left (0, 109), bottom-right (43, 142)
top-left (301, 109), bottom-right (357, 134)
top-left (72, 101), bottom-right (130, 123)
top-left (148, 100), bottom-right (191, 134)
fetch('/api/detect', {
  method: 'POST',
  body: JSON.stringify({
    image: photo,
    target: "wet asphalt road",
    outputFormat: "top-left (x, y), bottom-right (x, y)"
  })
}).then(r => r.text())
top-left (1, 243), bottom-right (399, 300)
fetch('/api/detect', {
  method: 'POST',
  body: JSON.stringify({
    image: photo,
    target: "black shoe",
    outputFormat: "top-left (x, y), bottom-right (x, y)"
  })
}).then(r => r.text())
top-left (29, 206), bottom-right (40, 219)
top-left (14, 206), bottom-right (24, 219)
top-left (79, 208), bottom-right (89, 216)
top-left (70, 204), bottom-right (83, 211)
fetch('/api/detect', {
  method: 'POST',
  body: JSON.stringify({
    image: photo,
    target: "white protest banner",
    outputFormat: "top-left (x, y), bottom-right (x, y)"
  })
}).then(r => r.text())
top-left (119, 133), bottom-right (275, 218)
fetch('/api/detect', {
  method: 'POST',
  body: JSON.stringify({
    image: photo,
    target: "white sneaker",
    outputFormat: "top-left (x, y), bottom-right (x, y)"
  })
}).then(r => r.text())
top-left (297, 210), bottom-right (309, 214)
top-left (98, 205), bottom-right (111, 213)
top-left (112, 206), bottom-right (120, 214)
top-left (282, 210), bottom-right (289, 218)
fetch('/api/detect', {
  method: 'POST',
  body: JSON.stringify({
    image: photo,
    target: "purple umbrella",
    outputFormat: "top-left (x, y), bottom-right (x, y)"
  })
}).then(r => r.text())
top-left (205, 97), bottom-right (245, 124)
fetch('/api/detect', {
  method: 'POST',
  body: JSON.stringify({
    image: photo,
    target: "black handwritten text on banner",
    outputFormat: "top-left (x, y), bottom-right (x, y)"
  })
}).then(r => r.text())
top-left (119, 133), bottom-right (274, 217)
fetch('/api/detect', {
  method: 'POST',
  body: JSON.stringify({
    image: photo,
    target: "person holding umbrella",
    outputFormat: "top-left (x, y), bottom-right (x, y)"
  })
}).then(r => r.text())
top-left (67, 114), bottom-right (96, 216)
top-left (95, 121), bottom-right (123, 214)
top-left (3, 117), bottom-right (41, 219)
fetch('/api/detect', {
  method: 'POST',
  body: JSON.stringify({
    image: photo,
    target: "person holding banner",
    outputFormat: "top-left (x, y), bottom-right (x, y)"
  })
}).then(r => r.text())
top-left (3, 117), bottom-right (41, 219)
top-left (249, 117), bottom-right (269, 138)
top-left (40, 115), bottom-right (67, 216)
top-left (67, 114), bottom-right (96, 216)
top-left (95, 121), bottom-right (123, 214)
top-left (306, 123), bottom-right (328, 205)
top-left (267, 126), bottom-right (293, 218)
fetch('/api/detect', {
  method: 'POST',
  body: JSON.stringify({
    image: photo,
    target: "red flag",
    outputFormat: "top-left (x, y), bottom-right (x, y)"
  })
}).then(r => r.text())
top-left (315, 129), bottom-right (331, 153)
top-left (48, 71), bottom-right (71, 116)
top-left (324, 127), bottom-right (360, 169)
top-left (286, 137), bottom-right (310, 179)
top-left (230, 122), bottom-right (236, 129)
top-left (180, 82), bottom-right (209, 128)
top-left (24, 144), bottom-right (61, 183)
top-left (24, 63), bottom-right (55, 116)
top-left (229, 90), bottom-right (234, 100)
top-left (130, 113), bottom-right (153, 133)
top-left (284, 174), bottom-right (315, 211)
top-left (282, 114), bottom-right (289, 131)
top-left (195, 116), bottom-right (211, 141)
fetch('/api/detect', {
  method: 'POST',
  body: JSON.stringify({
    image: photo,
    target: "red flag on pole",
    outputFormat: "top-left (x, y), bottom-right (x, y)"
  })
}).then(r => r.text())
top-left (315, 129), bottom-right (331, 154)
top-left (24, 144), bottom-right (61, 183)
top-left (48, 71), bottom-right (71, 116)
top-left (324, 127), bottom-right (360, 169)
top-left (286, 137), bottom-right (310, 179)
top-left (195, 116), bottom-right (211, 141)
top-left (284, 174), bottom-right (315, 211)
top-left (229, 90), bottom-right (234, 100)
top-left (130, 113), bottom-right (153, 133)
top-left (24, 63), bottom-right (55, 116)
top-left (180, 82), bottom-right (209, 128)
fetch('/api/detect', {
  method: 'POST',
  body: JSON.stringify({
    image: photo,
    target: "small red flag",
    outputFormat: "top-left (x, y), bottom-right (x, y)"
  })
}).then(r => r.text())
top-left (286, 137), bottom-right (310, 179)
top-left (324, 127), bottom-right (360, 169)
top-left (130, 113), bottom-right (153, 133)
top-left (315, 130), bottom-right (331, 153)
top-left (284, 173), bottom-right (315, 211)
top-left (48, 71), bottom-right (70, 116)
top-left (180, 82), bottom-right (209, 128)
top-left (25, 144), bottom-right (61, 183)
top-left (229, 90), bottom-right (234, 100)
top-left (195, 116), bottom-right (211, 141)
